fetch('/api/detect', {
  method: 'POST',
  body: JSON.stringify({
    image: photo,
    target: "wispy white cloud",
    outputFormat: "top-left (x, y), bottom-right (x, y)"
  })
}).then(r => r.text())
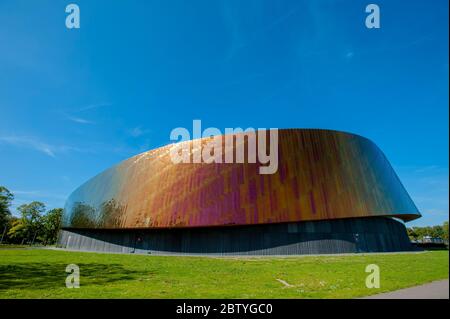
top-left (220, 3), bottom-right (301, 61)
top-left (128, 126), bottom-right (150, 138)
top-left (60, 102), bottom-right (111, 125)
top-left (413, 165), bottom-right (442, 174)
top-left (9, 190), bottom-right (68, 216)
top-left (76, 102), bottom-right (111, 113)
top-left (345, 51), bottom-right (354, 59)
top-left (66, 115), bottom-right (95, 125)
top-left (11, 190), bottom-right (67, 201)
top-left (0, 135), bottom-right (84, 158)
top-left (0, 136), bottom-right (56, 157)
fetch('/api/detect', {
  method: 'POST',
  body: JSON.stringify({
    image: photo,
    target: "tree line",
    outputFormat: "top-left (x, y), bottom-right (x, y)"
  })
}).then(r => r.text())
top-left (407, 222), bottom-right (449, 242)
top-left (0, 186), bottom-right (62, 245)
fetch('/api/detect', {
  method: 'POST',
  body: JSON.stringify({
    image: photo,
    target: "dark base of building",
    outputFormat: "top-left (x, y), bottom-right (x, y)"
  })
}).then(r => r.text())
top-left (58, 217), bottom-right (417, 255)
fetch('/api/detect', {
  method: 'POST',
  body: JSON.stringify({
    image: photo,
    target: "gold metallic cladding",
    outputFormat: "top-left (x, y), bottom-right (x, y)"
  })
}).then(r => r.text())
top-left (62, 129), bottom-right (421, 229)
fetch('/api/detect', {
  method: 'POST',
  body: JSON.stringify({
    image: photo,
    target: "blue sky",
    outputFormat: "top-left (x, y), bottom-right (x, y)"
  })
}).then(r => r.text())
top-left (0, 0), bottom-right (448, 226)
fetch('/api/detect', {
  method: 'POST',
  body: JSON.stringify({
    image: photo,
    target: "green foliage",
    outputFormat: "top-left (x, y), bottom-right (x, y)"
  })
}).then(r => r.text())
top-left (443, 222), bottom-right (449, 241)
top-left (16, 201), bottom-right (46, 244)
top-left (7, 218), bottom-right (28, 243)
top-left (5, 202), bottom-right (44, 244)
top-left (0, 186), bottom-right (14, 231)
top-left (38, 208), bottom-right (63, 245)
top-left (407, 222), bottom-right (449, 241)
top-left (407, 227), bottom-right (418, 240)
top-left (1, 187), bottom-right (64, 245)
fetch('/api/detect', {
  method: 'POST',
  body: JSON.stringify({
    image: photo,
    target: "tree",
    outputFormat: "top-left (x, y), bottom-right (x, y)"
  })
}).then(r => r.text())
top-left (39, 208), bottom-right (63, 245)
top-left (0, 186), bottom-right (14, 232)
top-left (443, 221), bottom-right (449, 241)
top-left (16, 201), bottom-right (46, 245)
top-left (7, 218), bottom-right (28, 243)
top-left (407, 227), bottom-right (418, 241)
top-left (407, 222), bottom-right (449, 242)
top-left (431, 225), bottom-right (444, 239)
top-left (6, 204), bottom-right (64, 245)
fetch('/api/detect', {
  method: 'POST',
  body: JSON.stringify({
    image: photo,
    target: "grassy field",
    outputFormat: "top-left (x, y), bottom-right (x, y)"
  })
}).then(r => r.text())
top-left (0, 249), bottom-right (447, 298)
top-left (0, 244), bottom-right (38, 249)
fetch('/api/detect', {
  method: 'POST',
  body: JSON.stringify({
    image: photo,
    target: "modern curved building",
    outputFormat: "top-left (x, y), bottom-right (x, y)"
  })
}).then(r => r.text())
top-left (58, 129), bottom-right (421, 255)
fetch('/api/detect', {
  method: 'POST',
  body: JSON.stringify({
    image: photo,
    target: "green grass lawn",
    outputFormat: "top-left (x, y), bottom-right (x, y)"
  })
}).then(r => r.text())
top-left (0, 244), bottom-right (36, 249)
top-left (0, 249), bottom-right (447, 298)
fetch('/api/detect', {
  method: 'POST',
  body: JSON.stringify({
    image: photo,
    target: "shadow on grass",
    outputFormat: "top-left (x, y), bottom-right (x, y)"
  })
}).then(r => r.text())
top-left (0, 263), bottom-right (142, 291)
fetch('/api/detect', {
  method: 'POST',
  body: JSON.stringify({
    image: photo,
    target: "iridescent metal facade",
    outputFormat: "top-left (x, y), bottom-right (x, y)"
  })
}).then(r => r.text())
top-left (62, 129), bottom-right (421, 230)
